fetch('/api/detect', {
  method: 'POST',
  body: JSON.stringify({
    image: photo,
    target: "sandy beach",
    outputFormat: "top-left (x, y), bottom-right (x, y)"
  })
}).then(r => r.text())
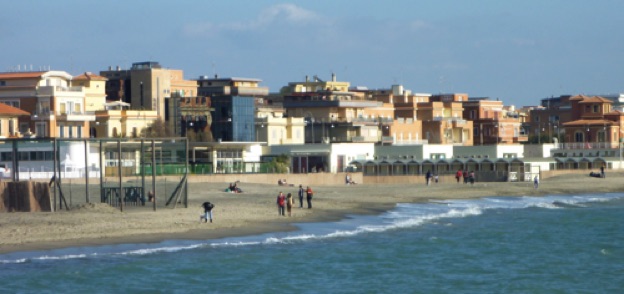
top-left (1, 172), bottom-right (623, 254)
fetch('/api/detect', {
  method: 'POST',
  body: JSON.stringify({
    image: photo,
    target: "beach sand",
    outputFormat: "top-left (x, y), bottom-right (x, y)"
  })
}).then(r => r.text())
top-left (1, 172), bottom-right (623, 254)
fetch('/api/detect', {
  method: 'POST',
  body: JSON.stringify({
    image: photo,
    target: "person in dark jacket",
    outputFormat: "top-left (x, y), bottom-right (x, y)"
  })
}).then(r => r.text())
top-left (298, 185), bottom-right (305, 208)
top-left (201, 201), bottom-right (215, 223)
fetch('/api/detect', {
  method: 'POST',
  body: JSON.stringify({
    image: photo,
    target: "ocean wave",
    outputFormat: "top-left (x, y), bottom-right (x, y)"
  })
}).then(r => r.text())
top-left (2, 193), bottom-right (623, 264)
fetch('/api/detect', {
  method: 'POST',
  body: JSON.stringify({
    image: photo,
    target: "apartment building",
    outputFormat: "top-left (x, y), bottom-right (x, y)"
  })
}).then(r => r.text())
top-left (0, 71), bottom-right (94, 138)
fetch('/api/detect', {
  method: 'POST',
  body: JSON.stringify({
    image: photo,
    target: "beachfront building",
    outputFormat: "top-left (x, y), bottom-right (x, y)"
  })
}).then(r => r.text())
top-left (178, 96), bottom-right (214, 142)
top-left (100, 61), bottom-right (198, 132)
top-left (419, 93), bottom-right (473, 146)
top-left (281, 74), bottom-right (390, 144)
top-left (197, 76), bottom-right (269, 142)
top-left (256, 101), bottom-right (305, 145)
top-left (369, 85), bottom-right (427, 145)
top-left (92, 101), bottom-right (158, 138)
top-left (0, 103), bottom-right (30, 138)
top-left (559, 95), bottom-right (623, 151)
top-left (0, 70), bottom-right (95, 138)
top-left (265, 142), bottom-right (374, 174)
top-left (462, 98), bottom-right (526, 145)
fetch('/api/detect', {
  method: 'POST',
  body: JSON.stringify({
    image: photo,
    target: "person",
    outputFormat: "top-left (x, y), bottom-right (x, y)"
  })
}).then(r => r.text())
top-left (600, 164), bottom-right (605, 178)
top-left (306, 186), bottom-right (313, 209)
top-left (201, 201), bottom-right (215, 223)
top-left (286, 193), bottom-right (294, 217)
top-left (425, 170), bottom-right (432, 186)
top-left (463, 170), bottom-right (468, 184)
top-left (455, 169), bottom-right (462, 183)
top-left (298, 184), bottom-right (305, 208)
top-left (469, 171), bottom-right (475, 185)
top-left (345, 173), bottom-right (351, 185)
top-left (534, 175), bottom-right (539, 189)
top-left (278, 179), bottom-right (284, 186)
top-left (276, 192), bottom-right (286, 216)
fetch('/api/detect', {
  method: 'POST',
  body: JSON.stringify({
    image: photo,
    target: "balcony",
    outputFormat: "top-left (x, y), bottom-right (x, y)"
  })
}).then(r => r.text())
top-left (554, 142), bottom-right (620, 150)
top-left (56, 111), bottom-right (95, 122)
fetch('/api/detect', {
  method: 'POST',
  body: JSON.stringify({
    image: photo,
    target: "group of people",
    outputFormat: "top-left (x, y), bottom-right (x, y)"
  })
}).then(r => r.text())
top-left (455, 169), bottom-right (476, 185)
top-left (425, 170), bottom-right (439, 186)
top-left (278, 179), bottom-right (294, 186)
top-left (226, 182), bottom-right (242, 193)
top-left (276, 185), bottom-right (314, 216)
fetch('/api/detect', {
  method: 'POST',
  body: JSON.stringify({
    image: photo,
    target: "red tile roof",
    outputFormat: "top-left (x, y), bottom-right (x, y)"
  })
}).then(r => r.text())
top-left (73, 72), bottom-right (107, 81)
top-left (0, 103), bottom-right (30, 116)
top-left (562, 119), bottom-right (615, 126)
top-left (0, 71), bottom-right (46, 79)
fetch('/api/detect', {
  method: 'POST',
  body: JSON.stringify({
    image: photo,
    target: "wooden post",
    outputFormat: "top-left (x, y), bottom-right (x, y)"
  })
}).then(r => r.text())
top-left (99, 140), bottom-right (103, 204)
top-left (118, 139), bottom-right (123, 212)
top-left (152, 140), bottom-right (156, 211)
top-left (84, 139), bottom-right (90, 203)
top-left (53, 138), bottom-right (57, 212)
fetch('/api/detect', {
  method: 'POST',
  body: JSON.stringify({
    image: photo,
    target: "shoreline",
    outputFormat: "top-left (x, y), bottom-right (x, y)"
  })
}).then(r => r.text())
top-left (1, 173), bottom-right (623, 255)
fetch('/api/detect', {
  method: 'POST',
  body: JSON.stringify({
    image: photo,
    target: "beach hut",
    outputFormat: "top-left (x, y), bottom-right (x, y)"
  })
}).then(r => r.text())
top-left (392, 160), bottom-right (407, 175)
top-left (378, 159), bottom-right (392, 176)
top-left (450, 158), bottom-right (465, 173)
top-left (466, 158), bottom-right (480, 172)
top-left (421, 159), bottom-right (435, 175)
top-left (435, 158), bottom-right (451, 174)
top-left (406, 160), bottom-right (421, 175)
top-left (480, 158), bottom-right (495, 171)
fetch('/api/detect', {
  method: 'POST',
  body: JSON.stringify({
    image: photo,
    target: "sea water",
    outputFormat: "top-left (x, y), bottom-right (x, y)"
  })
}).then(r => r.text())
top-left (1, 193), bottom-right (623, 293)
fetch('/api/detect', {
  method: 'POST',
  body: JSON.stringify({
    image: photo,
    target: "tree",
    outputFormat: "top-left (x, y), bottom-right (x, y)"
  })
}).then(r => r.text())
top-left (141, 118), bottom-right (173, 138)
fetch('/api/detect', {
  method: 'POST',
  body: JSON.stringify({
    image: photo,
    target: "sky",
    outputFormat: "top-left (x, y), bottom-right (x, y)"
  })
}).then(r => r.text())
top-left (1, 0), bottom-right (623, 107)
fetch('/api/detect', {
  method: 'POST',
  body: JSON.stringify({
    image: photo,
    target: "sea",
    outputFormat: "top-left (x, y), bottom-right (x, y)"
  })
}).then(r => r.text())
top-left (1, 192), bottom-right (623, 293)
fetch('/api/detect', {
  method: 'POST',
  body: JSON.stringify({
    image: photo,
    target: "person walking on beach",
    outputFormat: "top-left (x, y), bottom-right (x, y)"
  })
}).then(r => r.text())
top-left (426, 170), bottom-right (432, 186)
top-left (463, 170), bottom-right (468, 184)
top-left (201, 201), bottom-right (215, 223)
top-left (469, 171), bottom-right (475, 185)
top-left (455, 169), bottom-right (462, 183)
top-left (600, 164), bottom-right (605, 178)
top-left (298, 185), bottom-right (305, 208)
top-left (306, 186), bottom-right (313, 209)
top-left (534, 175), bottom-right (539, 189)
top-left (277, 192), bottom-right (286, 216)
top-left (286, 193), bottom-right (294, 217)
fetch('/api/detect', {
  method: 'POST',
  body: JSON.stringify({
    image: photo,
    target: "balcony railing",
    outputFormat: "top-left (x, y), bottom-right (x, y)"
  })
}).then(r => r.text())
top-left (554, 142), bottom-right (620, 149)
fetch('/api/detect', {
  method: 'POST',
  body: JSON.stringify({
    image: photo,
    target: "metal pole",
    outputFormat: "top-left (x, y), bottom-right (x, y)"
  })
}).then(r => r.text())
top-left (141, 139), bottom-right (145, 204)
top-left (118, 139), bottom-right (123, 212)
top-left (184, 138), bottom-right (189, 208)
top-left (84, 139), bottom-right (89, 203)
top-left (152, 140), bottom-right (156, 211)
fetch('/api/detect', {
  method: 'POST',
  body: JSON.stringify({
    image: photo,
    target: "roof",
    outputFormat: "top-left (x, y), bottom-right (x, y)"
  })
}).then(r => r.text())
top-left (73, 72), bottom-right (107, 81)
top-left (0, 71), bottom-right (46, 79)
top-left (0, 103), bottom-right (30, 116)
top-left (562, 119), bottom-right (615, 126)
top-left (578, 96), bottom-right (612, 103)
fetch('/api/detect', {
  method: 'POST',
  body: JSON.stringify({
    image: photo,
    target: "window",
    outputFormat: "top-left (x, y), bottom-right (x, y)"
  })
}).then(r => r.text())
top-left (59, 125), bottom-right (65, 138)
top-left (574, 132), bottom-right (583, 142)
top-left (0, 81), bottom-right (6, 86)
top-left (503, 153), bottom-right (517, 158)
top-left (593, 105), bottom-right (599, 113)
top-left (1, 100), bottom-right (19, 108)
top-left (36, 122), bottom-right (47, 137)
top-left (60, 104), bottom-right (67, 114)
top-left (68, 126), bottom-right (73, 138)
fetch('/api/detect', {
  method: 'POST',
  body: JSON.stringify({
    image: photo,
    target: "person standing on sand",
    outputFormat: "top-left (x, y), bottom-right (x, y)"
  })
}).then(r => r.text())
top-left (456, 169), bottom-right (462, 183)
top-left (286, 193), bottom-right (294, 217)
top-left (426, 170), bottom-right (432, 186)
top-left (463, 170), bottom-right (468, 184)
top-left (534, 175), bottom-right (539, 189)
top-left (306, 186), bottom-right (313, 209)
top-left (201, 201), bottom-right (215, 223)
top-left (600, 164), bottom-right (605, 178)
top-left (298, 185), bottom-right (305, 208)
top-left (277, 192), bottom-right (286, 216)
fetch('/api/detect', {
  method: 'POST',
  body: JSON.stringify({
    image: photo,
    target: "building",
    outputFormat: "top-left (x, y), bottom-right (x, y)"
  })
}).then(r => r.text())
top-left (100, 62), bottom-right (197, 128)
top-left (0, 103), bottom-right (30, 137)
top-left (0, 70), bottom-right (94, 138)
top-left (462, 98), bottom-right (526, 145)
top-left (197, 75), bottom-right (269, 142)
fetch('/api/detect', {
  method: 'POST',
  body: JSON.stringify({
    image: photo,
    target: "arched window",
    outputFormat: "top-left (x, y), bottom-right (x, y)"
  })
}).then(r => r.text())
top-left (574, 131), bottom-right (584, 142)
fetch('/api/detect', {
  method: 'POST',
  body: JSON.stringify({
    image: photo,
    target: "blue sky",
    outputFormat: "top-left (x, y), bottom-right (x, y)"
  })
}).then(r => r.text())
top-left (1, 0), bottom-right (623, 106)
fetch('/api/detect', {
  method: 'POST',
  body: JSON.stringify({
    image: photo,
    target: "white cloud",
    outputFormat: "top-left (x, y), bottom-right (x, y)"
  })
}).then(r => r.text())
top-left (183, 4), bottom-right (320, 37)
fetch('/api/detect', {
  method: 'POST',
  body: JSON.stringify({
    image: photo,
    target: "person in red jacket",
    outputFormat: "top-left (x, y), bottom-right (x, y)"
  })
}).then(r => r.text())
top-left (306, 186), bottom-right (313, 209)
top-left (276, 192), bottom-right (286, 216)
